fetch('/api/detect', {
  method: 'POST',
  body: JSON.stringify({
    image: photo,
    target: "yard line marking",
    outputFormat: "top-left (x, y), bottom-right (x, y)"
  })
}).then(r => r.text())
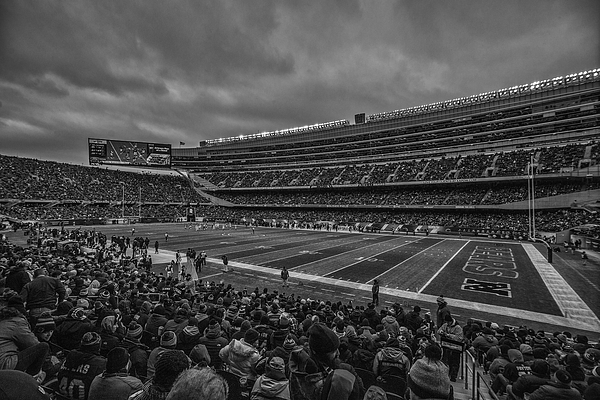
top-left (203, 254), bottom-right (600, 332)
top-left (367, 239), bottom-right (448, 283)
top-left (200, 272), bottom-right (224, 279)
top-left (322, 239), bottom-right (422, 276)
top-left (322, 288), bottom-right (335, 292)
top-left (418, 240), bottom-right (470, 294)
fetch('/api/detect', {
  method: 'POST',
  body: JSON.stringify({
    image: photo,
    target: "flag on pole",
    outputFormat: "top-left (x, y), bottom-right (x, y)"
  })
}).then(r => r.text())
top-left (180, 141), bottom-right (185, 145)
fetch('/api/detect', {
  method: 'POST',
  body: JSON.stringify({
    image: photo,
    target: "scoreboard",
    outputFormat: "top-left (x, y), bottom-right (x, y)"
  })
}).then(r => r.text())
top-left (88, 138), bottom-right (172, 167)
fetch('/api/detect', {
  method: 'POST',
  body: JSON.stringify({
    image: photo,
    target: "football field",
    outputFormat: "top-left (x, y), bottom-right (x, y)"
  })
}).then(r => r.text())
top-left (12, 223), bottom-right (600, 336)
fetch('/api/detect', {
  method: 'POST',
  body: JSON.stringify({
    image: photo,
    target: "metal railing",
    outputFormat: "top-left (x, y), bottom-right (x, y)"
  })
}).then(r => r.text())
top-left (464, 349), bottom-right (501, 400)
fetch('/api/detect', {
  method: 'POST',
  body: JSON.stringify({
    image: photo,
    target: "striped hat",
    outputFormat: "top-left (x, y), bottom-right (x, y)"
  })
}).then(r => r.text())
top-left (35, 313), bottom-right (56, 332)
top-left (160, 331), bottom-right (178, 348)
top-left (69, 307), bottom-right (87, 321)
top-left (81, 332), bottom-right (101, 348)
top-left (127, 322), bottom-right (143, 340)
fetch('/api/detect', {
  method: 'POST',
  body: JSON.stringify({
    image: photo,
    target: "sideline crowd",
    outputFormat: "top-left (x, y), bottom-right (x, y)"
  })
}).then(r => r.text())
top-left (0, 226), bottom-right (599, 400)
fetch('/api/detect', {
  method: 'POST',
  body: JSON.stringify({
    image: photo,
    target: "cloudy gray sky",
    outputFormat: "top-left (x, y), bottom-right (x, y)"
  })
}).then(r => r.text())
top-left (1, 0), bottom-right (598, 165)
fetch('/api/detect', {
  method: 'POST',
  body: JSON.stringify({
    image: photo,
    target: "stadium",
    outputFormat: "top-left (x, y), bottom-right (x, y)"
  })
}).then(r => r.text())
top-left (1, 68), bottom-right (600, 400)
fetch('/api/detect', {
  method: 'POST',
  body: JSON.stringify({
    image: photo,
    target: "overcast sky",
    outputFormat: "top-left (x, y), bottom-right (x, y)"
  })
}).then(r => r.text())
top-left (0, 0), bottom-right (598, 165)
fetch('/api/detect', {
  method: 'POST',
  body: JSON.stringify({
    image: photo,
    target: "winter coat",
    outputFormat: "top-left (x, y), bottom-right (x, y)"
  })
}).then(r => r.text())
top-left (511, 373), bottom-right (550, 398)
top-left (5, 266), bottom-right (31, 293)
top-left (472, 333), bottom-right (498, 352)
top-left (288, 348), bottom-right (362, 400)
top-left (529, 381), bottom-right (582, 400)
top-left (404, 311), bottom-right (423, 334)
top-left (372, 346), bottom-right (411, 377)
top-left (198, 331), bottom-right (229, 370)
top-left (163, 315), bottom-right (189, 336)
top-left (123, 340), bottom-right (148, 380)
top-left (20, 275), bottom-right (66, 310)
top-left (55, 318), bottom-right (95, 351)
top-left (0, 310), bottom-right (39, 369)
top-left (219, 338), bottom-right (260, 380)
top-left (251, 375), bottom-right (291, 400)
top-left (144, 314), bottom-right (168, 338)
top-left (438, 320), bottom-right (464, 343)
top-left (57, 350), bottom-right (106, 400)
top-left (381, 316), bottom-right (400, 338)
top-left (88, 372), bottom-right (143, 400)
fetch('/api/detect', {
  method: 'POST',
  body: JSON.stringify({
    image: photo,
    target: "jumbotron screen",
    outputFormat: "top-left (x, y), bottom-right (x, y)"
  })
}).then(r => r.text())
top-left (88, 138), bottom-right (172, 167)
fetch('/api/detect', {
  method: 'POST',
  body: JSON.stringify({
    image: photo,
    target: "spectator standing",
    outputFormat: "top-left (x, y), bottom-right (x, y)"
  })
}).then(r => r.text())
top-left (435, 296), bottom-right (451, 330)
top-left (437, 314), bottom-right (463, 382)
top-left (88, 347), bottom-right (143, 400)
top-left (281, 266), bottom-right (289, 288)
top-left (20, 268), bottom-right (66, 320)
top-left (372, 280), bottom-right (379, 307)
top-left (222, 255), bottom-right (229, 273)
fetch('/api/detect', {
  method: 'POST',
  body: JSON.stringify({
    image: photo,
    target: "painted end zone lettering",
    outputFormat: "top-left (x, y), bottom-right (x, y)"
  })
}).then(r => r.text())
top-left (461, 278), bottom-right (512, 298)
top-left (463, 245), bottom-right (519, 279)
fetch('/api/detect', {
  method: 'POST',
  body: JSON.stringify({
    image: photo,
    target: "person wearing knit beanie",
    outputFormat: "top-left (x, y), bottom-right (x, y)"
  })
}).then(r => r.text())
top-left (34, 312), bottom-right (56, 333)
top-left (147, 331), bottom-right (179, 379)
top-left (81, 331), bottom-right (102, 350)
top-left (528, 369), bottom-right (581, 400)
top-left (308, 323), bottom-right (340, 356)
top-left (161, 331), bottom-right (178, 348)
top-left (57, 332), bottom-right (106, 400)
top-left (407, 356), bottom-right (451, 399)
top-left (88, 349), bottom-right (143, 400)
top-left (127, 322), bottom-right (143, 340)
top-left (251, 356), bottom-right (290, 400)
top-left (205, 319), bottom-right (221, 337)
top-left (283, 334), bottom-right (297, 351)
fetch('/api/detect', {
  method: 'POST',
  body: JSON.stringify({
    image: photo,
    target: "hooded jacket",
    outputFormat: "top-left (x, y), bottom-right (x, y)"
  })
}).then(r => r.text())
top-left (288, 347), bottom-right (361, 400)
top-left (219, 338), bottom-right (260, 380)
top-left (372, 346), bottom-right (411, 377)
top-left (472, 333), bottom-right (498, 352)
top-left (198, 327), bottom-right (229, 370)
top-left (251, 376), bottom-right (291, 400)
top-left (381, 315), bottom-right (400, 338)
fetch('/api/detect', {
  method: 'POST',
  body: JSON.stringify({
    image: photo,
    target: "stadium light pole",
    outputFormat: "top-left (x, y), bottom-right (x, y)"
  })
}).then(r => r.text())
top-left (120, 182), bottom-right (125, 220)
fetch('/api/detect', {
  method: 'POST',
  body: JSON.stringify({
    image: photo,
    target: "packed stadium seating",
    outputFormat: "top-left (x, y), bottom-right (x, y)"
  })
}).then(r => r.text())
top-left (1, 225), bottom-right (599, 400)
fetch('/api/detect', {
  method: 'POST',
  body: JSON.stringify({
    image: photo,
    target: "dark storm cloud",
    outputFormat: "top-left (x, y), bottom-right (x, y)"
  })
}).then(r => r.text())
top-left (0, 0), bottom-right (598, 164)
top-left (0, 1), bottom-right (169, 96)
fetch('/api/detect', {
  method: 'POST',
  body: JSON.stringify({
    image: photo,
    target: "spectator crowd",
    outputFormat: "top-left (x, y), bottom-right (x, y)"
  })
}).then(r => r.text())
top-left (0, 225), bottom-right (599, 400)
